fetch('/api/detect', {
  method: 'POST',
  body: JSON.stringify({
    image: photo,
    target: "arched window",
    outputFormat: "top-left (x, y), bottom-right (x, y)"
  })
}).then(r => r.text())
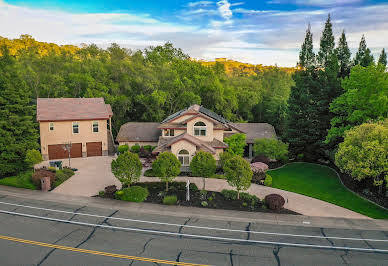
top-left (178, 149), bottom-right (190, 166)
top-left (194, 121), bottom-right (206, 136)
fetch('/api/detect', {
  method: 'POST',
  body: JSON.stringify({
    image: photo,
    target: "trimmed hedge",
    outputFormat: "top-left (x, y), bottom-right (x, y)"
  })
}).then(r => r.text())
top-left (264, 194), bottom-right (285, 210)
top-left (163, 195), bottom-right (178, 205)
top-left (115, 186), bottom-right (149, 202)
top-left (118, 144), bottom-right (129, 153)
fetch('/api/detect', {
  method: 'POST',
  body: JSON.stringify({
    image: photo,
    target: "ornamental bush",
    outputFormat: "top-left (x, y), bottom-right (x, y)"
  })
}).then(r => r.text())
top-left (264, 174), bottom-right (273, 187)
top-left (251, 155), bottom-right (270, 164)
top-left (190, 151), bottom-right (216, 178)
top-left (224, 133), bottom-right (246, 156)
top-left (111, 152), bottom-right (142, 187)
top-left (118, 144), bottom-right (129, 154)
top-left (253, 138), bottom-right (289, 161)
top-left (219, 151), bottom-right (234, 170)
top-left (250, 162), bottom-right (269, 183)
top-left (32, 169), bottom-right (56, 189)
top-left (223, 156), bottom-right (253, 199)
top-left (116, 186), bottom-right (149, 202)
top-left (152, 152), bottom-right (181, 191)
top-left (25, 149), bottom-right (43, 170)
top-left (264, 194), bottom-right (285, 210)
top-left (335, 121), bottom-right (388, 192)
top-left (130, 144), bottom-right (141, 153)
top-left (163, 195), bottom-right (177, 205)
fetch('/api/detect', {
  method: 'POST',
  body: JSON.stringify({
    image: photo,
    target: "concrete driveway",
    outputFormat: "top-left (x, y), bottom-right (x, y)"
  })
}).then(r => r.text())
top-left (38, 156), bottom-right (121, 197)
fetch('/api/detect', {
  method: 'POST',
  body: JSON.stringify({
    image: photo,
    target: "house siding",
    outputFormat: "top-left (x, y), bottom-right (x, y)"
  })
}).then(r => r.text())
top-left (40, 120), bottom-right (108, 160)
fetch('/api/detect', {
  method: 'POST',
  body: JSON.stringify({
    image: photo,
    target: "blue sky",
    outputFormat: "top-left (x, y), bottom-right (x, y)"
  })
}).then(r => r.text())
top-left (1, 0), bottom-right (387, 66)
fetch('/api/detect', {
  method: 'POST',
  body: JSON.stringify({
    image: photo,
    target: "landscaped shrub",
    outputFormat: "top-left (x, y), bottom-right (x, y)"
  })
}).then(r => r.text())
top-left (118, 144), bottom-right (129, 154)
top-left (25, 149), bottom-right (43, 170)
top-left (223, 156), bottom-right (253, 199)
top-left (190, 151), bottom-right (217, 178)
top-left (152, 152), bottom-right (181, 191)
top-left (54, 171), bottom-right (68, 186)
top-left (219, 151), bottom-right (234, 170)
top-left (251, 155), bottom-right (270, 164)
top-left (264, 174), bottom-right (273, 187)
top-left (163, 195), bottom-right (177, 205)
top-left (201, 201), bottom-right (208, 207)
top-left (47, 167), bottom-right (57, 172)
top-left (240, 192), bottom-right (260, 204)
top-left (116, 186), bottom-right (149, 202)
top-left (104, 185), bottom-right (118, 196)
top-left (143, 145), bottom-right (152, 152)
top-left (143, 169), bottom-right (156, 177)
top-left (250, 162), bottom-right (269, 184)
top-left (130, 144), bottom-right (141, 153)
top-left (139, 146), bottom-right (151, 158)
top-left (264, 194), bottom-right (285, 210)
top-left (221, 189), bottom-right (238, 201)
top-left (254, 138), bottom-right (289, 162)
top-left (224, 133), bottom-right (246, 156)
top-left (111, 152), bottom-right (142, 187)
top-left (61, 167), bottom-right (75, 177)
top-left (32, 169), bottom-right (56, 188)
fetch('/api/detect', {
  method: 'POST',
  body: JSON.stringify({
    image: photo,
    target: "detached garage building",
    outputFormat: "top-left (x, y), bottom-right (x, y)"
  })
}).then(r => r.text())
top-left (37, 98), bottom-right (113, 160)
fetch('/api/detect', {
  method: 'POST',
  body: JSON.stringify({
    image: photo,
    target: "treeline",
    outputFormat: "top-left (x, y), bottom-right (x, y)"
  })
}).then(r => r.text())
top-left (0, 35), bottom-right (293, 136)
top-left (285, 14), bottom-right (388, 162)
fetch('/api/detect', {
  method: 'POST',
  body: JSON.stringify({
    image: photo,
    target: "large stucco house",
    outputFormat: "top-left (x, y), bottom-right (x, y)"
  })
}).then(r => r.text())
top-left (116, 104), bottom-right (276, 166)
top-left (37, 98), bottom-right (114, 160)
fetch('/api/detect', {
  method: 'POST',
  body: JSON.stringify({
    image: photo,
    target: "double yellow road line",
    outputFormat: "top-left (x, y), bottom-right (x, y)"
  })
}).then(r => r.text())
top-left (0, 235), bottom-right (210, 266)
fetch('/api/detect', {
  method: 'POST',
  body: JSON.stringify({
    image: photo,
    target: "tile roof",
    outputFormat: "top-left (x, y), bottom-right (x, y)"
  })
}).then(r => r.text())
top-left (153, 133), bottom-right (228, 154)
top-left (161, 104), bottom-right (229, 124)
top-left (36, 98), bottom-right (113, 122)
top-left (116, 122), bottom-right (161, 142)
top-left (228, 123), bottom-right (277, 143)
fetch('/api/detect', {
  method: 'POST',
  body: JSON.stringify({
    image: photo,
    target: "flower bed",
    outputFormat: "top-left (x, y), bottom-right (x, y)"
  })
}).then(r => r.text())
top-left (101, 182), bottom-right (298, 215)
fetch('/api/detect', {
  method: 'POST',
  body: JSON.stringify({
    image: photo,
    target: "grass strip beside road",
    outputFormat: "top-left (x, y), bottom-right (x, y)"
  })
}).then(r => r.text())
top-left (0, 234), bottom-right (209, 266)
top-left (268, 163), bottom-right (388, 219)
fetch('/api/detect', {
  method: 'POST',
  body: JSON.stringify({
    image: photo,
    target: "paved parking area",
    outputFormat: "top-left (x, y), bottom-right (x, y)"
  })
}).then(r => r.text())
top-left (37, 156), bottom-right (121, 197)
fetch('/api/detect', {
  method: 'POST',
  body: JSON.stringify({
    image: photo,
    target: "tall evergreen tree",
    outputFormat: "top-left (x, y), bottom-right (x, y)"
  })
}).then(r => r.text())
top-left (298, 24), bottom-right (315, 68)
top-left (285, 70), bottom-right (316, 157)
top-left (335, 30), bottom-right (352, 78)
top-left (378, 48), bottom-right (387, 66)
top-left (353, 35), bottom-right (374, 67)
top-left (0, 46), bottom-right (39, 177)
top-left (317, 14), bottom-right (335, 68)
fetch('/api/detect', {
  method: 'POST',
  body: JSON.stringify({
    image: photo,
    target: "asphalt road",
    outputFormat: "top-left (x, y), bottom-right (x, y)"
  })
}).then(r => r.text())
top-left (0, 194), bottom-right (387, 266)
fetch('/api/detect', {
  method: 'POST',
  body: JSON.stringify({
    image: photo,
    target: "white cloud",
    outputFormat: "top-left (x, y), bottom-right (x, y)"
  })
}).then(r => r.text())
top-left (217, 0), bottom-right (233, 20)
top-left (268, 0), bottom-right (363, 6)
top-left (188, 1), bottom-right (214, 8)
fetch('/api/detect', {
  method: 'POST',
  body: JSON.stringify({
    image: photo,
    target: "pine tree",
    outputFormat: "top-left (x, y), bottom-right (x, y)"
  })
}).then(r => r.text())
top-left (335, 30), bottom-right (351, 78)
top-left (317, 14), bottom-right (335, 68)
top-left (353, 35), bottom-right (374, 67)
top-left (298, 24), bottom-right (315, 68)
top-left (0, 46), bottom-right (39, 177)
top-left (285, 70), bottom-right (315, 157)
top-left (378, 48), bottom-right (387, 66)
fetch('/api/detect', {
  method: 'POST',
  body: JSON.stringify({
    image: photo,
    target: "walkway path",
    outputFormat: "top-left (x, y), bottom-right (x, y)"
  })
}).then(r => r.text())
top-left (140, 176), bottom-right (369, 219)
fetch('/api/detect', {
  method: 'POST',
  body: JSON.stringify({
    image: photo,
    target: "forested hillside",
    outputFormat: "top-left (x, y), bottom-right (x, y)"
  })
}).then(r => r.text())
top-left (0, 35), bottom-right (293, 137)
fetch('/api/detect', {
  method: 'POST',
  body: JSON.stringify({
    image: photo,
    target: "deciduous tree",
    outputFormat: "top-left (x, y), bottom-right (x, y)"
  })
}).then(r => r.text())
top-left (223, 156), bottom-right (253, 199)
top-left (152, 152), bottom-right (181, 191)
top-left (111, 152), bottom-right (142, 187)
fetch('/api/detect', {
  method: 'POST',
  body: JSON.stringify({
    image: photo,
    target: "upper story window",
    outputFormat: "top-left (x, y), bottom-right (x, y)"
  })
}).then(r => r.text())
top-left (72, 122), bottom-right (79, 134)
top-left (164, 129), bottom-right (175, 137)
top-left (92, 121), bottom-right (99, 133)
top-left (194, 121), bottom-right (206, 136)
top-left (49, 122), bottom-right (54, 131)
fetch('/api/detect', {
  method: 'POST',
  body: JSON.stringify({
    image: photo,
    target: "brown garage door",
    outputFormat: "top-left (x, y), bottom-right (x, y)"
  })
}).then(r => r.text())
top-left (48, 143), bottom-right (82, 160)
top-left (86, 142), bottom-right (102, 157)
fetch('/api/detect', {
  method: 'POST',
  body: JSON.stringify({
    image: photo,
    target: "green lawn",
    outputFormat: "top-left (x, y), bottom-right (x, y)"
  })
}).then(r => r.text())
top-left (0, 171), bottom-right (37, 190)
top-left (268, 163), bottom-right (388, 219)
